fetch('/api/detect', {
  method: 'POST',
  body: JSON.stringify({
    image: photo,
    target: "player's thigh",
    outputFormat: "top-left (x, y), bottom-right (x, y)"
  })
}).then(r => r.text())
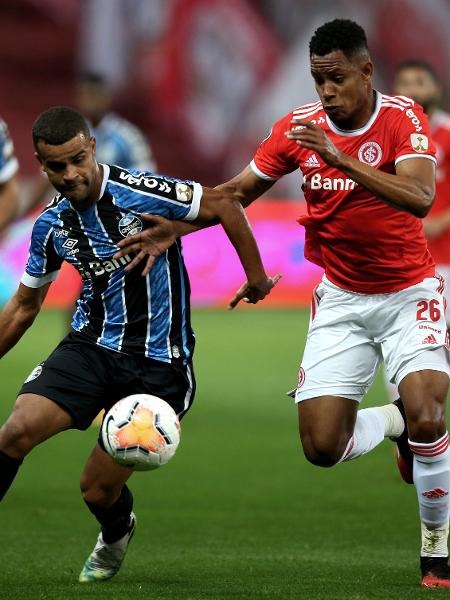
top-left (0, 393), bottom-right (73, 457)
top-left (19, 332), bottom-right (109, 431)
top-left (294, 287), bottom-right (382, 403)
top-left (80, 443), bottom-right (134, 506)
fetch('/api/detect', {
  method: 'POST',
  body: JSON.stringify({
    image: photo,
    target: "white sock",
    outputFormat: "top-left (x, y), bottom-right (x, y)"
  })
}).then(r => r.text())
top-left (339, 407), bottom-right (386, 462)
top-left (410, 432), bottom-right (450, 557)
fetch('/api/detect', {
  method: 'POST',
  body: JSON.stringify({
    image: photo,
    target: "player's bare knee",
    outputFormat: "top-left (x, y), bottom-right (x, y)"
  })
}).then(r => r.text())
top-left (408, 414), bottom-right (447, 443)
top-left (80, 476), bottom-right (121, 507)
top-left (301, 433), bottom-right (344, 467)
top-left (0, 419), bottom-right (34, 458)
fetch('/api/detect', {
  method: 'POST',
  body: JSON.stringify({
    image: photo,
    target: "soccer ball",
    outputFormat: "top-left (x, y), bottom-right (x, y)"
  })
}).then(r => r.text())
top-left (101, 394), bottom-right (181, 471)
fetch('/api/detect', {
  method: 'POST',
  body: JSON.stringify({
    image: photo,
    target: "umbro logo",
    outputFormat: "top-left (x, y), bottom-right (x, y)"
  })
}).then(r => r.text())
top-left (62, 238), bottom-right (78, 250)
top-left (422, 334), bottom-right (438, 345)
top-left (304, 154), bottom-right (321, 168)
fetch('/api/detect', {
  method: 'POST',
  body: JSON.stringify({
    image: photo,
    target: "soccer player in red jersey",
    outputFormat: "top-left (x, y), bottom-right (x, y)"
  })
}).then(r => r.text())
top-left (114, 19), bottom-right (450, 587)
top-left (394, 60), bottom-right (450, 325)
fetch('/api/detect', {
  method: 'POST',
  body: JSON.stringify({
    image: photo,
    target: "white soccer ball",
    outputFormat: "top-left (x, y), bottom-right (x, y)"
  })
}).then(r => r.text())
top-left (101, 394), bottom-right (181, 471)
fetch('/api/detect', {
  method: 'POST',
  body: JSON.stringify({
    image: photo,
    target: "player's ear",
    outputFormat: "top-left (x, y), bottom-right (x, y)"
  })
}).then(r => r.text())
top-left (90, 136), bottom-right (96, 157)
top-left (34, 151), bottom-right (44, 168)
top-left (361, 60), bottom-right (373, 82)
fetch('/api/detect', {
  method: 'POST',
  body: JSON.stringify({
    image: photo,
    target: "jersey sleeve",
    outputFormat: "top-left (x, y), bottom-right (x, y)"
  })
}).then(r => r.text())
top-left (394, 103), bottom-right (436, 166)
top-left (250, 112), bottom-right (299, 180)
top-left (0, 119), bottom-right (19, 184)
top-left (110, 167), bottom-right (202, 221)
top-left (21, 215), bottom-right (63, 288)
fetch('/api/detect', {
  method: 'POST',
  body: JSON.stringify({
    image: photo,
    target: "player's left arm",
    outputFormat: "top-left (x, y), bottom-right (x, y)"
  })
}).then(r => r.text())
top-left (193, 187), bottom-right (280, 307)
top-left (287, 120), bottom-right (435, 218)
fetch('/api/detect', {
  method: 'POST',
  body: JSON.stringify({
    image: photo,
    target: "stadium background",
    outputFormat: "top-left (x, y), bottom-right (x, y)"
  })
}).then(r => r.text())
top-left (0, 1), bottom-right (449, 599)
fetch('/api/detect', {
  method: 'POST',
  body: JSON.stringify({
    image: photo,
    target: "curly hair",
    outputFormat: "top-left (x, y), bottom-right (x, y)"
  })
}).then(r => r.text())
top-left (309, 19), bottom-right (369, 59)
top-left (32, 106), bottom-right (90, 149)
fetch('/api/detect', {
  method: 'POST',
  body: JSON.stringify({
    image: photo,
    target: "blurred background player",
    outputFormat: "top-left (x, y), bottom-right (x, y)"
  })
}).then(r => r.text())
top-left (30, 72), bottom-right (157, 209)
top-left (0, 117), bottom-right (20, 236)
top-left (394, 60), bottom-right (450, 324)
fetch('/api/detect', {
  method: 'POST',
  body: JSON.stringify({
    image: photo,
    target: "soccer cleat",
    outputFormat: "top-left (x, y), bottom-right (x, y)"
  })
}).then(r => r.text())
top-left (421, 556), bottom-right (450, 588)
top-left (391, 398), bottom-right (414, 484)
top-left (79, 512), bottom-right (136, 583)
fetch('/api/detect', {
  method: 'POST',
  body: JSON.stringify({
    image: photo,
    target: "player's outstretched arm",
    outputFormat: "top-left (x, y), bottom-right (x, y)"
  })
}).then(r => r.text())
top-left (114, 167), bottom-right (273, 275)
top-left (286, 119), bottom-right (435, 217)
top-left (0, 282), bottom-right (50, 358)
top-left (195, 187), bottom-right (280, 307)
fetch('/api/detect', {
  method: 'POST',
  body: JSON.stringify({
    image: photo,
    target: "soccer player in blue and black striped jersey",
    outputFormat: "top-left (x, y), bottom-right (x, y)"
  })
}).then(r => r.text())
top-left (0, 106), bottom-right (279, 583)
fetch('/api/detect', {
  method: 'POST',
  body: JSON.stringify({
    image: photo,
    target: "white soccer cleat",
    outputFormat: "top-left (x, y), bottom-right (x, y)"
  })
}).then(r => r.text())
top-left (79, 512), bottom-right (136, 583)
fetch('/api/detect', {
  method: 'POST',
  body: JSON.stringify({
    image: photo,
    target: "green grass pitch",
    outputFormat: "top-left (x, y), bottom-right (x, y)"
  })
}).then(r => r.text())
top-left (0, 307), bottom-right (432, 599)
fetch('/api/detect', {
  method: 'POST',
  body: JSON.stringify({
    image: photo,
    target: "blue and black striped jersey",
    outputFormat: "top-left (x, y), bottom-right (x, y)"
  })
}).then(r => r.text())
top-left (0, 118), bottom-right (18, 183)
top-left (21, 164), bottom-right (202, 364)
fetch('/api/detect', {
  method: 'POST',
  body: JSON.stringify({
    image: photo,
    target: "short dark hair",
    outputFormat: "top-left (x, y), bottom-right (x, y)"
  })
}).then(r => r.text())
top-left (309, 19), bottom-right (369, 59)
top-left (395, 59), bottom-right (439, 82)
top-left (32, 106), bottom-right (90, 148)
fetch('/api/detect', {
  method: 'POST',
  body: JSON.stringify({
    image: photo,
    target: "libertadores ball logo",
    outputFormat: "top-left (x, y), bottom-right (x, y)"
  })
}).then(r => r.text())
top-left (118, 214), bottom-right (143, 237)
top-left (358, 141), bottom-right (382, 167)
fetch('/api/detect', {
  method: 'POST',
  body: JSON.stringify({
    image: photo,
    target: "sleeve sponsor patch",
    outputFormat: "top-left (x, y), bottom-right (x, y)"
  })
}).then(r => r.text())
top-left (410, 133), bottom-right (429, 153)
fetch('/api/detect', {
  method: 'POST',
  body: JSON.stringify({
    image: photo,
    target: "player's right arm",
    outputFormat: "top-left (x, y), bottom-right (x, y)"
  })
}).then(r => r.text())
top-left (0, 282), bottom-right (51, 359)
top-left (0, 211), bottom-right (63, 358)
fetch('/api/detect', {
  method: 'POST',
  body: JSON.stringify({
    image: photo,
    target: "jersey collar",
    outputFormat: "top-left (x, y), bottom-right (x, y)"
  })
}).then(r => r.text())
top-left (98, 163), bottom-right (110, 199)
top-left (325, 90), bottom-right (382, 137)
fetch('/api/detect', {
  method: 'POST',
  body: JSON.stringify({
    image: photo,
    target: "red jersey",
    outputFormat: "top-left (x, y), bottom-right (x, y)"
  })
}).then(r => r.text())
top-left (426, 110), bottom-right (450, 265)
top-left (251, 91), bottom-right (437, 294)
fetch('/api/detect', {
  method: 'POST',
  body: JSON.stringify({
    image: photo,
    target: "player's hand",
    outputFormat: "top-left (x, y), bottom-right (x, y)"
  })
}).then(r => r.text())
top-left (285, 119), bottom-right (343, 168)
top-left (228, 274), bottom-right (282, 309)
top-left (113, 214), bottom-right (177, 276)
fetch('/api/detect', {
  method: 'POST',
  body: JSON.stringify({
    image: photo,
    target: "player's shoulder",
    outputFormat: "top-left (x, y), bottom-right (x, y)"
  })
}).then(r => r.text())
top-left (268, 101), bottom-right (324, 136)
top-left (35, 193), bottom-right (69, 228)
top-left (292, 100), bottom-right (324, 120)
top-left (380, 94), bottom-right (416, 112)
top-left (107, 164), bottom-right (194, 205)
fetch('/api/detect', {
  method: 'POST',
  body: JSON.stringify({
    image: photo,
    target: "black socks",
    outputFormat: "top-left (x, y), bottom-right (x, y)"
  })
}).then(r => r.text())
top-left (0, 449), bottom-right (23, 501)
top-left (84, 485), bottom-right (133, 543)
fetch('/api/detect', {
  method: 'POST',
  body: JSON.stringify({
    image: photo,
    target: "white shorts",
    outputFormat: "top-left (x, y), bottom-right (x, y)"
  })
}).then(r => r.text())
top-left (295, 274), bottom-right (450, 403)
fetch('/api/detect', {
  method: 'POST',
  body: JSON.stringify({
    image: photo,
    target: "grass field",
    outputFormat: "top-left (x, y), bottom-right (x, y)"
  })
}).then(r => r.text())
top-left (0, 307), bottom-right (432, 599)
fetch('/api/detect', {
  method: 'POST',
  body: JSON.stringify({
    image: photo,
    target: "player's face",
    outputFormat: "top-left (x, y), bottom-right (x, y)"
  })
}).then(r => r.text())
top-left (35, 133), bottom-right (101, 209)
top-left (393, 67), bottom-right (440, 114)
top-left (310, 50), bottom-right (373, 128)
top-left (76, 82), bottom-right (111, 126)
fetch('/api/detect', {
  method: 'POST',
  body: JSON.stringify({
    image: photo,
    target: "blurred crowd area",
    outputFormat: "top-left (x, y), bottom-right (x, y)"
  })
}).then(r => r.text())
top-left (1, 0), bottom-right (450, 198)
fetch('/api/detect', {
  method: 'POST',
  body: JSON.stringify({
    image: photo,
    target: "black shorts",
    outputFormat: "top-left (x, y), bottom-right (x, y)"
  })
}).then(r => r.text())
top-left (19, 332), bottom-right (196, 430)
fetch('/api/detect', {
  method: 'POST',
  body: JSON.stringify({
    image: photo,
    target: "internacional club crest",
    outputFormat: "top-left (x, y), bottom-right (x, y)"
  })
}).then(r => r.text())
top-left (118, 214), bottom-right (143, 237)
top-left (358, 141), bottom-right (383, 167)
